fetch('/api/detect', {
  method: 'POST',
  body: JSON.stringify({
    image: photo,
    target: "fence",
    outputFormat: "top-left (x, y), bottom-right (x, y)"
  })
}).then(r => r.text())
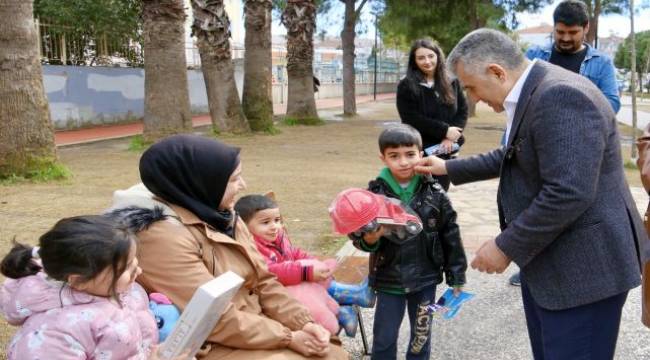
top-left (36, 19), bottom-right (143, 66)
top-left (36, 20), bottom-right (405, 84)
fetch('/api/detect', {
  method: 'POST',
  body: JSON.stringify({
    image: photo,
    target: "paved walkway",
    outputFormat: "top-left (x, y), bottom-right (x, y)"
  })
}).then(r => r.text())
top-left (337, 180), bottom-right (650, 359)
top-left (617, 95), bottom-right (650, 131)
top-left (54, 93), bottom-right (396, 146)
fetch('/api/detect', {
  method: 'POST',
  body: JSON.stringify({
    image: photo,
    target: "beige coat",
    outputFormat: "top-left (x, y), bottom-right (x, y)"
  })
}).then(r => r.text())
top-left (135, 202), bottom-right (348, 359)
top-left (637, 127), bottom-right (650, 328)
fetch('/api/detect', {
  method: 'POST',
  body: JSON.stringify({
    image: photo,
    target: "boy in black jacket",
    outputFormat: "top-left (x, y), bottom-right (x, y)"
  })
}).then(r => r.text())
top-left (351, 123), bottom-right (467, 360)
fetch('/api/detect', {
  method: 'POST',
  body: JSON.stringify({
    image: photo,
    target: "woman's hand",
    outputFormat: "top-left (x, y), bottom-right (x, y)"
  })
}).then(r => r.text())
top-left (289, 329), bottom-right (330, 357)
top-left (440, 139), bottom-right (455, 154)
top-left (302, 322), bottom-right (330, 344)
top-left (149, 345), bottom-right (193, 360)
top-left (446, 126), bottom-right (463, 142)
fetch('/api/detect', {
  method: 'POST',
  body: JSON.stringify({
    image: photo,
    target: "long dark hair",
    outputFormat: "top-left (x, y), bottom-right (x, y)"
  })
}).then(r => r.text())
top-left (1, 215), bottom-right (134, 302)
top-left (406, 38), bottom-right (455, 106)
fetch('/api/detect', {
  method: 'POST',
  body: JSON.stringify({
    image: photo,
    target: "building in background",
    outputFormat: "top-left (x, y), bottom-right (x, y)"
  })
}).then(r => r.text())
top-left (516, 23), bottom-right (553, 49)
top-left (597, 35), bottom-right (624, 61)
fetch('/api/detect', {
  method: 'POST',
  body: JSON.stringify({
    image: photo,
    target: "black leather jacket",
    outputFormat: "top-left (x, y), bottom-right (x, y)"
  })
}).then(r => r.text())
top-left (351, 176), bottom-right (467, 293)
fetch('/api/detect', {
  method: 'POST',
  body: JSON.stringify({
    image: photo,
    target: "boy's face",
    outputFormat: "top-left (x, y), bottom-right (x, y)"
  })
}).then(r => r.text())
top-left (380, 145), bottom-right (423, 183)
top-left (247, 207), bottom-right (283, 243)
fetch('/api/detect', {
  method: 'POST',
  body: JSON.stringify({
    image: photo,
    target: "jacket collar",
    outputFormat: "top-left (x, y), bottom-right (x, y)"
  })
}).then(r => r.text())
top-left (505, 61), bottom-right (548, 148)
top-left (542, 42), bottom-right (600, 61)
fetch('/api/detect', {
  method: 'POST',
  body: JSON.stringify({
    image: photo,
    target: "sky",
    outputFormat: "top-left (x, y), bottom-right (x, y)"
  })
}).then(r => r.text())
top-left (267, 0), bottom-right (650, 40)
top-left (516, 0), bottom-right (650, 37)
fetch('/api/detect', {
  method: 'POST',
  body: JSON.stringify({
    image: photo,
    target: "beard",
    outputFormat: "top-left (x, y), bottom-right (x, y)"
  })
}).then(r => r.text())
top-left (555, 42), bottom-right (581, 53)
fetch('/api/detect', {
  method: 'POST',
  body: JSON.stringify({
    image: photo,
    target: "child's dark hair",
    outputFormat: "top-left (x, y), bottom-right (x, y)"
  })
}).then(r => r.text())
top-left (378, 124), bottom-right (423, 153)
top-left (553, 0), bottom-right (589, 27)
top-left (235, 194), bottom-right (278, 223)
top-left (1, 215), bottom-right (134, 301)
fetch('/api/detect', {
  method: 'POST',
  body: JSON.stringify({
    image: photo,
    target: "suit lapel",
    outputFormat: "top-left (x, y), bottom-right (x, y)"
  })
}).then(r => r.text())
top-left (505, 61), bottom-right (547, 148)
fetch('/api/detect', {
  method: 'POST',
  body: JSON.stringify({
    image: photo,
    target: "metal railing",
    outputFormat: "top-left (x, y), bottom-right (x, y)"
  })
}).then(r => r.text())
top-left (36, 19), bottom-right (143, 66)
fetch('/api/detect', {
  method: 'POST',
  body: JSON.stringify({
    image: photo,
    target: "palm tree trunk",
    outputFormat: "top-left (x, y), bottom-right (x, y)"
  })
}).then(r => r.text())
top-left (243, 0), bottom-right (274, 131)
top-left (191, 0), bottom-right (249, 133)
top-left (282, 0), bottom-right (318, 123)
top-left (341, 0), bottom-right (358, 116)
top-left (142, 0), bottom-right (193, 142)
top-left (0, 0), bottom-right (58, 177)
top-left (242, 0), bottom-right (273, 131)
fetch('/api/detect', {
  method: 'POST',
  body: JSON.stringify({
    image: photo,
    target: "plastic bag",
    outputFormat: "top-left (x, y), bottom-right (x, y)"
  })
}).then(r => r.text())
top-left (428, 288), bottom-right (474, 319)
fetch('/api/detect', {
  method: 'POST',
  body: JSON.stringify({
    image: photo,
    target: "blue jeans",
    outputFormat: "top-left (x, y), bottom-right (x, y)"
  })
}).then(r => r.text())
top-left (371, 285), bottom-right (436, 360)
top-left (521, 279), bottom-right (628, 360)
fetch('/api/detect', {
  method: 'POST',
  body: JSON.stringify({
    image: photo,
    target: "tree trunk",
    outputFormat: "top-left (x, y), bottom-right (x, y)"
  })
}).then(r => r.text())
top-left (282, 0), bottom-right (318, 123)
top-left (465, 0), bottom-right (484, 117)
top-left (586, 0), bottom-right (601, 46)
top-left (191, 0), bottom-right (249, 133)
top-left (243, 0), bottom-right (274, 131)
top-left (0, 0), bottom-right (58, 177)
top-left (142, 0), bottom-right (192, 142)
top-left (341, 0), bottom-right (357, 116)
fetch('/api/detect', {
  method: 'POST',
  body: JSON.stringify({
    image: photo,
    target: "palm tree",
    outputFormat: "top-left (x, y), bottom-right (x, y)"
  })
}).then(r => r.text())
top-left (192, 0), bottom-right (249, 133)
top-left (281, 0), bottom-right (319, 123)
top-left (0, 0), bottom-right (58, 178)
top-left (142, 0), bottom-right (193, 141)
top-left (242, 0), bottom-right (274, 131)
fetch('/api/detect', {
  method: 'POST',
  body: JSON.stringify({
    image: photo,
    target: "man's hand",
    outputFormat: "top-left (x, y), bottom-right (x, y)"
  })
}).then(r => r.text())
top-left (470, 239), bottom-right (511, 274)
top-left (414, 156), bottom-right (448, 176)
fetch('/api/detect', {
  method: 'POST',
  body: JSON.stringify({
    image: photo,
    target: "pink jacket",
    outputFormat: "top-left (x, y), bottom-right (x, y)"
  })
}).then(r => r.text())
top-left (253, 231), bottom-right (315, 285)
top-left (0, 272), bottom-right (158, 359)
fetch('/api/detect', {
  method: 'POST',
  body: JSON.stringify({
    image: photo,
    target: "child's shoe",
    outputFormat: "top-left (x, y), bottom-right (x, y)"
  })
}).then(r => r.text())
top-left (338, 305), bottom-right (358, 337)
top-left (328, 277), bottom-right (376, 308)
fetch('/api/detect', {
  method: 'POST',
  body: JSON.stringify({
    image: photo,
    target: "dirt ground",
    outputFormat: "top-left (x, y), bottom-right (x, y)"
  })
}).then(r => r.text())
top-left (0, 99), bottom-right (644, 356)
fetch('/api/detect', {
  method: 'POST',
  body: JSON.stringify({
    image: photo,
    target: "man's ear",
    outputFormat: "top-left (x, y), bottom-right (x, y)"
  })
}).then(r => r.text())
top-left (263, 191), bottom-right (276, 201)
top-left (583, 22), bottom-right (590, 37)
top-left (487, 63), bottom-right (506, 81)
top-left (379, 152), bottom-right (386, 163)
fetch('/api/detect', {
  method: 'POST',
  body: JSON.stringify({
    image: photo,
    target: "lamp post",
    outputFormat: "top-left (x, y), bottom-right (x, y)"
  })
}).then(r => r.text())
top-left (631, 0), bottom-right (638, 159)
top-left (373, 12), bottom-right (378, 101)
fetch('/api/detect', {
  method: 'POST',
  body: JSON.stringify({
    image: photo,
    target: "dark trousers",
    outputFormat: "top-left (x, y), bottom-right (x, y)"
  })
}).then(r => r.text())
top-left (521, 279), bottom-right (628, 360)
top-left (371, 286), bottom-right (436, 360)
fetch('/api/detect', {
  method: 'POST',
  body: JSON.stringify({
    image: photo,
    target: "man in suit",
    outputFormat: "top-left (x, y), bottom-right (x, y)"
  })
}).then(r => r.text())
top-left (416, 28), bottom-right (647, 359)
top-left (508, 0), bottom-right (622, 287)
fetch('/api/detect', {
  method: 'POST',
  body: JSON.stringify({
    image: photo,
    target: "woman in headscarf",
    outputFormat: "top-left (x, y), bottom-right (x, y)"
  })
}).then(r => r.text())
top-left (109, 134), bottom-right (348, 359)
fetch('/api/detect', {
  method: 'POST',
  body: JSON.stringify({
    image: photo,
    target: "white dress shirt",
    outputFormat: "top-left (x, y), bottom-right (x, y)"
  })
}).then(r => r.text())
top-left (503, 59), bottom-right (537, 143)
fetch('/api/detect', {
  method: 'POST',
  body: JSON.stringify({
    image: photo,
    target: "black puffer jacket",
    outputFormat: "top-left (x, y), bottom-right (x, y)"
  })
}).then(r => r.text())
top-left (351, 176), bottom-right (467, 293)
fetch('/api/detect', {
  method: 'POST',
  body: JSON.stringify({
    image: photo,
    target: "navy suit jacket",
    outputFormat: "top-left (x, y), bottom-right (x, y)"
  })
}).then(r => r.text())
top-left (447, 61), bottom-right (646, 310)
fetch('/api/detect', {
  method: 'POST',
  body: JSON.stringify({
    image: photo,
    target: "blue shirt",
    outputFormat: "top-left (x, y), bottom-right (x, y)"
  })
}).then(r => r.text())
top-left (526, 43), bottom-right (620, 113)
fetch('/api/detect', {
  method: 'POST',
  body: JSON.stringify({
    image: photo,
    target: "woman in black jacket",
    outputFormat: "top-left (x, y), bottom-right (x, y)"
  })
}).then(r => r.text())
top-left (396, 39), bottom-right (468, 190)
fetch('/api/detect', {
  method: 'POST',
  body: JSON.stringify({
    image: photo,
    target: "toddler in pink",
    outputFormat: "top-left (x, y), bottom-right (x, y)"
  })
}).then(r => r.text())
top-left (235, 194), bottom-right (376, 337)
